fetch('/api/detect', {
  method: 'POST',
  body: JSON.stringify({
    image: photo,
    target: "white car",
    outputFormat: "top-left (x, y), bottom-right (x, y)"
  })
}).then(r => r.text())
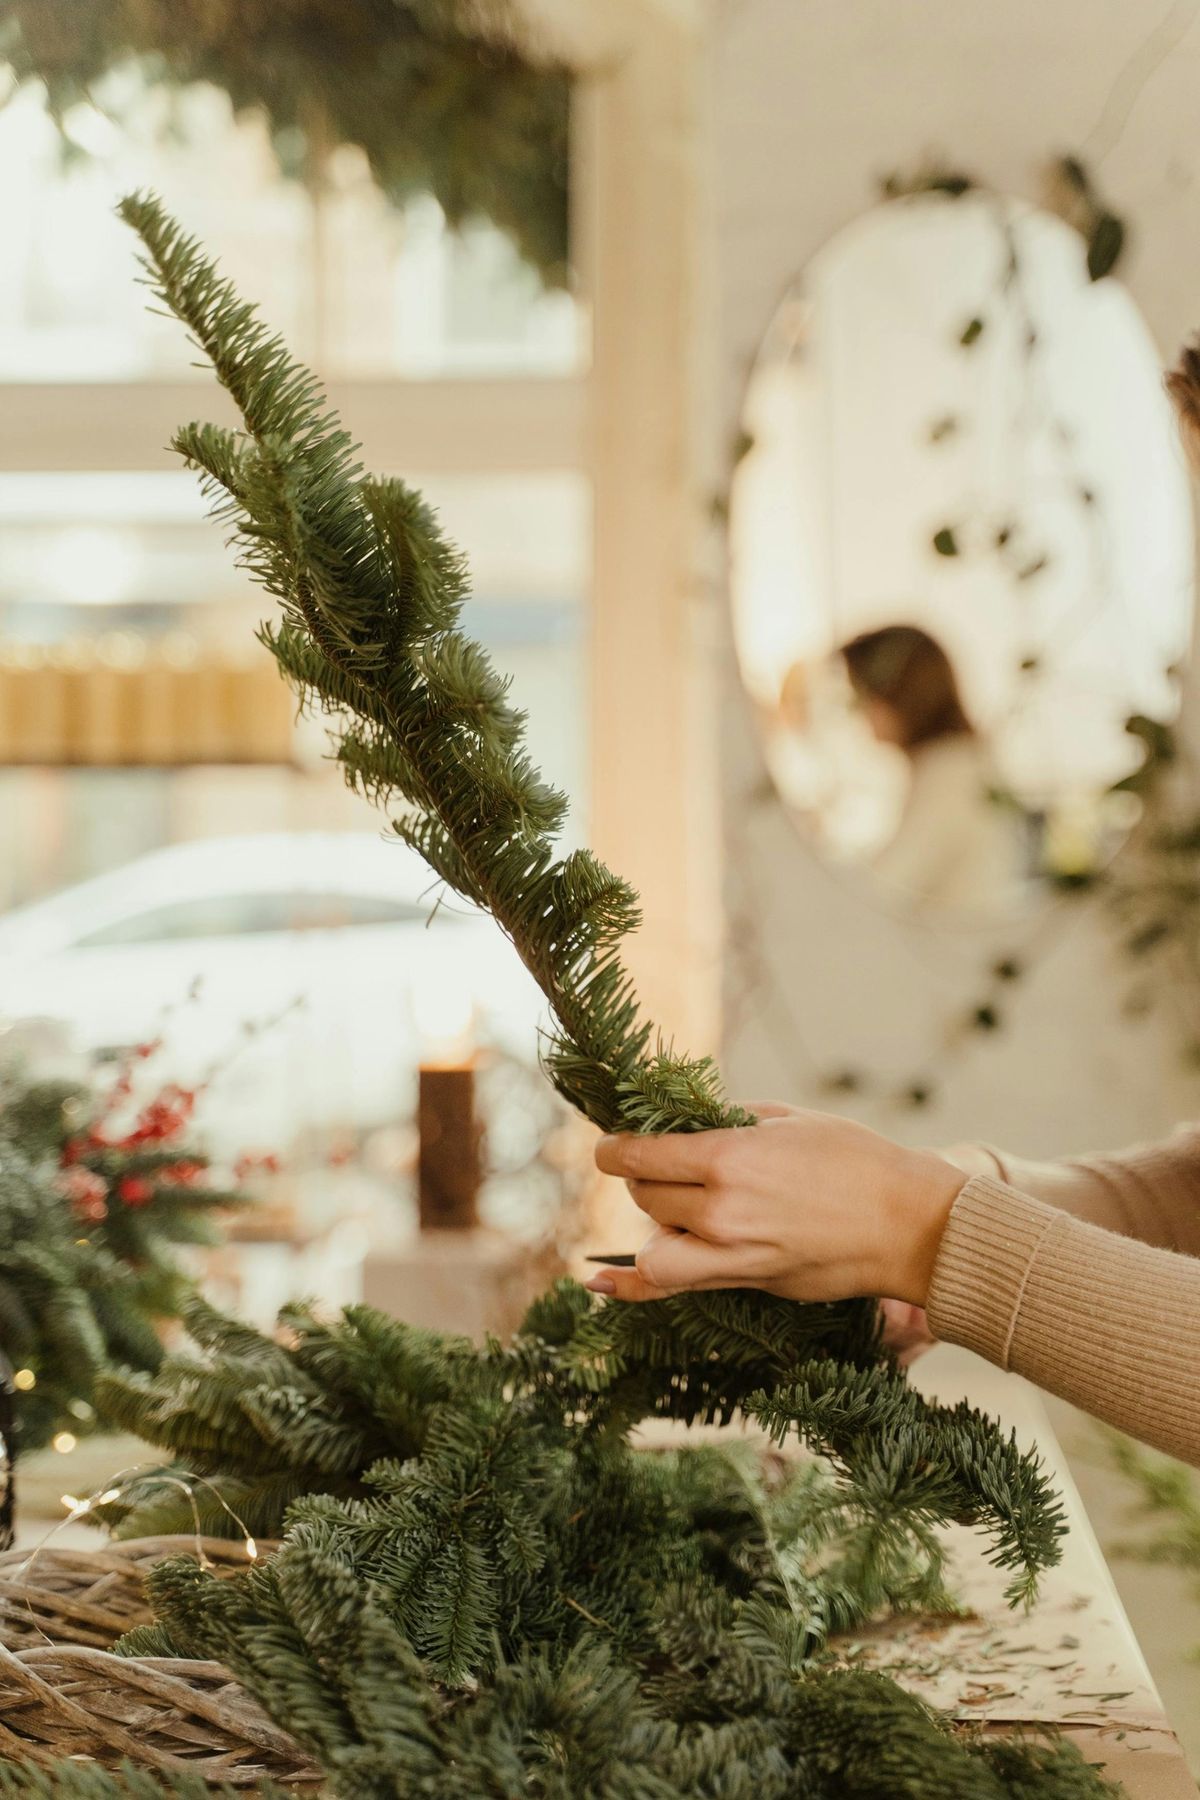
top-left (0, 832), bottom-right (546, 1160)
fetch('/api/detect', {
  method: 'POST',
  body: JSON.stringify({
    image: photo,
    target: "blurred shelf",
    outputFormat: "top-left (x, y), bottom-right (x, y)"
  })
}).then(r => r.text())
top-left (0, 758), bottom-right (300, 770)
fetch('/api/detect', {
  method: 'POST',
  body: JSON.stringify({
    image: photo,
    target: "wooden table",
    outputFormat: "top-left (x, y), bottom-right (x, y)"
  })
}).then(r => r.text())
top-left (636, 1344), bottom-right (1196, 1796)
top-left (888, 1347), bottom-right (1199, 1798)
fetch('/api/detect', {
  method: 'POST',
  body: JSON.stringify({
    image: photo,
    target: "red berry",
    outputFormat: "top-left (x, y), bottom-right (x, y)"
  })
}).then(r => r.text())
top-left (163, 1159), bottom-right (203, 1185)
top-left (57, 1166), bottom-right (108, 1222)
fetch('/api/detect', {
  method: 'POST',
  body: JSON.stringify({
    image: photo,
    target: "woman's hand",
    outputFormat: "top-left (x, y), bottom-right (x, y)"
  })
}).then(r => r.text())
top-left (585, 1102), bottom-right (965, 1307)
top-left (879, 1299), bottom-right (935, 1365)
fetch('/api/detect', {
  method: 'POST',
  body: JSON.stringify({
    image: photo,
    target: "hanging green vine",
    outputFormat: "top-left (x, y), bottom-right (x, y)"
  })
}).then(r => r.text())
top-left (0, 0), bottom-right (572, 283)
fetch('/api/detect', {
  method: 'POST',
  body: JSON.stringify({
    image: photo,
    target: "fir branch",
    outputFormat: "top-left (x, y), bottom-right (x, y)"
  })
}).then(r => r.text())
top-left (0, 1763), bottom-right (291, 1800)
top-left (117, 188), bottom-right (744, 1143)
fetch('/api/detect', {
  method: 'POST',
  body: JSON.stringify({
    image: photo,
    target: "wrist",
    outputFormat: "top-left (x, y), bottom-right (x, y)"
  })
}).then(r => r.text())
top-left (891, 1149), bottom-right (966, 1305)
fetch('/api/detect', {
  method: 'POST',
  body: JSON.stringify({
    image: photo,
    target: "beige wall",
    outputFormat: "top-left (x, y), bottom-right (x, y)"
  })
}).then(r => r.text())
top-left (714, 0), bottom-right (1200, 1155)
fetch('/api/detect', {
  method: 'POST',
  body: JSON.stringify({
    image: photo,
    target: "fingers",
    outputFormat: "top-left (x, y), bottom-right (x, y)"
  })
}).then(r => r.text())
top-left (626, 1179), bottom-right (710, 1228)
top-left (585, 1225), bottom-right (754, 1303)
top-left (596, 1129), bottom-right (738, 1184)
top-left (584, 1264), bottom-right (676, 1303)
top-left (595, 1111), bottom-right (797, 1186)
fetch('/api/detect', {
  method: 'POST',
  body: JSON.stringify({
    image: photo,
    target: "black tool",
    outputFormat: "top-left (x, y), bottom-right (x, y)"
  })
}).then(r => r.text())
top-left (585, 1253), bottom-right (637, 1266)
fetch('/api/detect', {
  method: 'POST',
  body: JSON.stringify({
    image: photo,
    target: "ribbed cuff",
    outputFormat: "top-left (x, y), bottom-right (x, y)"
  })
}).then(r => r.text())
top-left (926, 1175), bottom-right (1060, 1370)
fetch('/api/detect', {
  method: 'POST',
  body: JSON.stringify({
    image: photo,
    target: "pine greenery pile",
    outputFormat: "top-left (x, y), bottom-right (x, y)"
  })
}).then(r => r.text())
top-left (0, 1767), bottom-right (289, 1800)
top-left (94, 1293), bottom-right (1115, 1799)
top-left (97, 1286), bottom-right (1059, 1609)
top-left (0, 1060), bottom-right (243, 1451)
top-left (33, 193), bottom-right (1119, 1796)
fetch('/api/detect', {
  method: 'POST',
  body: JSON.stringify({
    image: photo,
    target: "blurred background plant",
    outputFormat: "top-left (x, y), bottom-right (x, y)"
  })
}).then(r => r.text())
top-left (0, 1023), bottom-right (246, 1456)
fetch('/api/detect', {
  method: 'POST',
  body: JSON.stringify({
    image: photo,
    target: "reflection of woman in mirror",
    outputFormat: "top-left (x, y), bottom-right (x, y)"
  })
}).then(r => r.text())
top-left (839, 624), bottom-right (1029, 915)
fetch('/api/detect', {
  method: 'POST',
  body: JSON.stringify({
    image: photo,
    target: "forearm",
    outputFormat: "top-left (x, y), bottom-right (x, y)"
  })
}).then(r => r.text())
top-left (928, 1174), bottom-right (1200, 1465)
top-left (950, 1131), bottom-right (1200, 1256)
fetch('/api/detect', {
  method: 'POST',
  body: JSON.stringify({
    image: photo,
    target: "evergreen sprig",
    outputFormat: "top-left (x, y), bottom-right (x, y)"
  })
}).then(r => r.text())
top-left (116, 188), bottom-right (751, 1146)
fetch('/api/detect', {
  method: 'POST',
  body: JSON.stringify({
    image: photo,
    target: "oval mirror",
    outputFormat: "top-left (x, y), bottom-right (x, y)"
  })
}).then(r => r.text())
top-left (730, 191), bottom-right (1194, 920)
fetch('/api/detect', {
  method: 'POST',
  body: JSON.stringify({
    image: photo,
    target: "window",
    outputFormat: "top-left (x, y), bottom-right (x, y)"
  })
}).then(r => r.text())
top-left (0, 83), bottom-right (583, 381)
top-left (0, 76), bottom-right (590, 921)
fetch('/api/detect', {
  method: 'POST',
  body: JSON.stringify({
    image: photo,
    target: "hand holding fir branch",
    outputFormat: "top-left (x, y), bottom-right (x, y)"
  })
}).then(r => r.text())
top-left (588, 1104), bottom-right (966, 1306)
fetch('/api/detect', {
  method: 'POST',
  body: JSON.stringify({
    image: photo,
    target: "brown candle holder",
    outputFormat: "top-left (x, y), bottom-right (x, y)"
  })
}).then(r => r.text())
top-left (417, 1064), bottom-right (482, 1231)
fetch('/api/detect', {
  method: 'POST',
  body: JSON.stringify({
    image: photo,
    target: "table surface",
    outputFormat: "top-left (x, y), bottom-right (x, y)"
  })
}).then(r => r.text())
top-left (635, 1344), bottom-right (1197, 1797)
top-left (895, 1346), bottom-right (1199, 1799)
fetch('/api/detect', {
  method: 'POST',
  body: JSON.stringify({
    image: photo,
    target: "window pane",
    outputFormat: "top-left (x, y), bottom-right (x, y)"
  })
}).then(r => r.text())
top-left (0, 468), bottom-right (589, 907)
top-left (0, 81), bottom-right (583, 380)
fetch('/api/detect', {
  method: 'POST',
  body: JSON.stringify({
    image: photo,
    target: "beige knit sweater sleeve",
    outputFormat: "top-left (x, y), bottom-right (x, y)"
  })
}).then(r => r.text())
top-left (926, 1131), bottom-right (1200, 1466)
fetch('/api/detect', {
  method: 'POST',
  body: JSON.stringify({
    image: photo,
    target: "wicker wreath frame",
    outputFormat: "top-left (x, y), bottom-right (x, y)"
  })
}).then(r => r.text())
top-left (0, 1536), bottom-right (319, 1787)
top-left (0, 1536), bottom-right (262, 1652)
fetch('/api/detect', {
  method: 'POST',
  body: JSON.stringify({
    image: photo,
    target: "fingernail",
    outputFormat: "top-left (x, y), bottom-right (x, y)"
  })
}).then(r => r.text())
top-left (584, 1275), bottom-right (616, 1295)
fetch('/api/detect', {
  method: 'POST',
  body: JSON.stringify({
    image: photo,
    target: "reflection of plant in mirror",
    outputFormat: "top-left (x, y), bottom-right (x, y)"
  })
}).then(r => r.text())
top-left (890, 160), bottom-right (1125, 775)
top-left (881, 156), bottom-right (1126, 289)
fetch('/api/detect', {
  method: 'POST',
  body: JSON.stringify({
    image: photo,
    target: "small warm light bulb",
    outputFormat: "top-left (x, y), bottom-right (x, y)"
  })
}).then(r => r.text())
top-left (52, 1432), bottom-right (77, 1455)
top-left (60, 1494), bottom-right (81, 1513)
top-left (12, 1369), bottom-right (35, 1391)
top-left (245, 1537), bottom-right (258, 1561)
top-left (97, 1488), bottom-right (122, 1505)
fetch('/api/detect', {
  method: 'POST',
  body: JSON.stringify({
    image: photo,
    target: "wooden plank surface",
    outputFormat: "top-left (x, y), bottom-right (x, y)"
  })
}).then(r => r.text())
top-left (900, 1346), bottom-right (1198, 1797)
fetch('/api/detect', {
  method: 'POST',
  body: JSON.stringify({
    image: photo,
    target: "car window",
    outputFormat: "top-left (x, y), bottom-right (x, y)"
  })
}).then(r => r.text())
top-left (72, 892), bottom-right (438, 947)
